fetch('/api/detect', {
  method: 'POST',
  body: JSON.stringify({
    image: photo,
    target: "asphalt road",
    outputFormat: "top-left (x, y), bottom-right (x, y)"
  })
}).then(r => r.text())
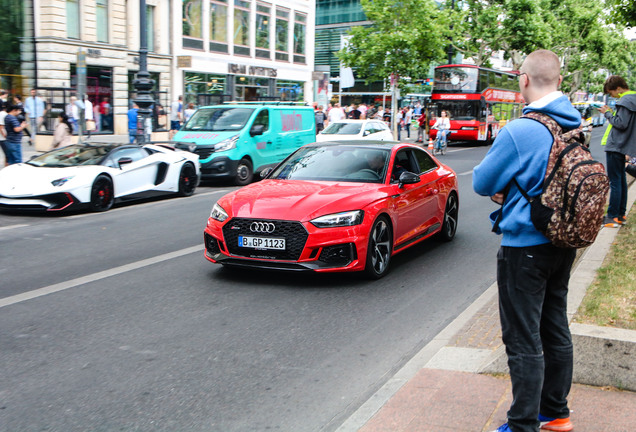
top-left (0, 128), bottom-right (608, 432)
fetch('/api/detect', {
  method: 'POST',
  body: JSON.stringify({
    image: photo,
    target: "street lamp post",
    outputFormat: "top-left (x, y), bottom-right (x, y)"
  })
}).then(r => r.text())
top-left (133, 0), bottom-right (155, 143)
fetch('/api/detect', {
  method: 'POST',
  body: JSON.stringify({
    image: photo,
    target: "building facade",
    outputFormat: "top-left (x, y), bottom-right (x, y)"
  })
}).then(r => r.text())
top-left (174, 0), bottom-right (315, 106)
top-left (20, 0), bottom-right (315, 138)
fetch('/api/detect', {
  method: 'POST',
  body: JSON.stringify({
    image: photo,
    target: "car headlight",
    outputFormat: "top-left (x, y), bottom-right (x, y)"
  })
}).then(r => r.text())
top-left (51, 176), bottom-right (74, 187)
top-left (214, 135), bottom-right (240, 152)
top-left (209, 203), bottom-right (228, 222)
top-left (311, 210), bottom-right (364, 228)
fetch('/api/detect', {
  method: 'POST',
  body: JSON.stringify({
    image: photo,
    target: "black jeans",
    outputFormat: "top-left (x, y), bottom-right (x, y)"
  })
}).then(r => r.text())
top-left (497, 244), bottom-right (576, 432)
top-left (606, 151), bottom-right (627, 219)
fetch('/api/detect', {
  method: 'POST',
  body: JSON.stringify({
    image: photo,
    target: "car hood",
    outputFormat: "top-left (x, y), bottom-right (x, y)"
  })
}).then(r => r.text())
top-left (0, 164), bottom-right (99, 196)
top-left (220, 180), bottom-right (391, 221)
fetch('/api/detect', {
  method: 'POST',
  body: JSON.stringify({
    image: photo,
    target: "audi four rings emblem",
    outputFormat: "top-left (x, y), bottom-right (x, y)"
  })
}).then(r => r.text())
top-left (250, 222), bottom-right (276, 233)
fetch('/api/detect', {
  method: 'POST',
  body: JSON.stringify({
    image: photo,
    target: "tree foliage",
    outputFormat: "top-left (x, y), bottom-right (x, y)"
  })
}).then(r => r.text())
top-left (606, 0), bottom-right (636, 27)
top-left (337, 0), bottom-right (448, 87)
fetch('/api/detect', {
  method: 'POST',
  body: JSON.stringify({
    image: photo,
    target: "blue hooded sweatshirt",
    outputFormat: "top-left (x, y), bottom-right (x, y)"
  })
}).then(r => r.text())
top-left (472, 92), bottom-right (582, 247)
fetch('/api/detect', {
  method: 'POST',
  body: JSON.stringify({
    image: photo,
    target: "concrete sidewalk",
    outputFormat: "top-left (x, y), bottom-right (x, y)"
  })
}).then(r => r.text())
top-left (335, 135), bottom-right (636, 432)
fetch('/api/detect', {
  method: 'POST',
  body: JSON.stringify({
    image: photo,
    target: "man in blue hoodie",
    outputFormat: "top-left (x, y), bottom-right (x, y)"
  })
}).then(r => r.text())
top-left (473, 50), bottom-right (581, 432)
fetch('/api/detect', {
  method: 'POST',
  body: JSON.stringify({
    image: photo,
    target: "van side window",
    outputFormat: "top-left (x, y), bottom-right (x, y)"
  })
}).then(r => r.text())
top-left (254, 109), bottom-right (270, 132)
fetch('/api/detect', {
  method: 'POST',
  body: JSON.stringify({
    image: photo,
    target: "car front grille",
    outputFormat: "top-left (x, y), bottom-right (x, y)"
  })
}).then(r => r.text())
top-left (195, 147), bottom-right (215, 159)
top-left (222, 218), bottom-right (308, 260)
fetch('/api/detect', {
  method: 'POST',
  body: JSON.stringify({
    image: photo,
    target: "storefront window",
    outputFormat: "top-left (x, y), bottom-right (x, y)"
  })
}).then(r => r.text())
top-left (66, 0), bottom-right (80, 39)
top-left (184, 72), bottom-right (227, 106)
top-left (234, 0), bottom-right (250, 55)
top-left (235, 76), bottom-right (270, 101)
top-left (70, 65), bottom-right (113, 132)
top-left (96, 0), bottom-right (108, 43)
top-left (293, 13), bottom-right (306, 63)
top-left (183, 0), bottom-right (203, 49)
top-left (255, 3), bottom-right (271, 58)
top-left (275, 8), bottom-right (289, 61)
top-left (276, 80), bottom-right (303, 101)
top-left (210, 0), bottom-right (228, 53)
top-left (146, 5), bottom-right (155, 52)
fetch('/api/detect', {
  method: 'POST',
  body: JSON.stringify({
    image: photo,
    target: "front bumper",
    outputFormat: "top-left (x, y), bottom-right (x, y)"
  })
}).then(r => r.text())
top-left (203, 217), bottom-right (368, 273)
top-left (0, 192), bottom-right (81, 212)
top-left (199, 156), bottom-right (238, 180)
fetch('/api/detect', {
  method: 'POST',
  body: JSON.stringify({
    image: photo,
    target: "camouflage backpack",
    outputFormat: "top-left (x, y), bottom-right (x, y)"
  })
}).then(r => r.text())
top-left (514, 112), bottom-right (609, 248)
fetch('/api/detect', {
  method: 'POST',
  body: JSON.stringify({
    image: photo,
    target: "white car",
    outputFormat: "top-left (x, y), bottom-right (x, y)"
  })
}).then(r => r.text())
top-left (0, 143), bottom-right (200, 212)
top-left (316, 119), bottom-right (394, 142)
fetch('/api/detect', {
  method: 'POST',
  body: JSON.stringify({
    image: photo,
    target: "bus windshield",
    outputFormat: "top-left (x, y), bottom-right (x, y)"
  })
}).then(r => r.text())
top-left (182, 107), bottom-right (255, 131)
top-left (434, 67), bottom-right (478, 92)
top-left (430, 101), bottom-right (480, 121)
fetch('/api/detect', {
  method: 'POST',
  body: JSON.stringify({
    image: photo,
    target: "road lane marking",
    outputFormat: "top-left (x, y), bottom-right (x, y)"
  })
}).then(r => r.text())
top-left (0, 224), bottom-right (29, 231)
top-left (0, 245), bottom-right (202, 309)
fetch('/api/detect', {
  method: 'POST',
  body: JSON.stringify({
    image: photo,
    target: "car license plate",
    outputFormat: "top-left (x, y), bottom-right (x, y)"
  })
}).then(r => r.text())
top-left (238, 235), bottom-right (286, 250)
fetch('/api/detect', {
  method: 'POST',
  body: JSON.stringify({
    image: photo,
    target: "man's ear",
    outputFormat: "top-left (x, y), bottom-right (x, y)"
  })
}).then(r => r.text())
top-left (558, 75), bottom-right (563, 87)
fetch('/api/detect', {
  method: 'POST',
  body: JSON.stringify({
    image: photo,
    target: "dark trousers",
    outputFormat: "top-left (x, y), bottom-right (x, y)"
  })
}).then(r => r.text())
top-left (497, 244), bottom-right (576, 432)
top-left (606, 151), bottom-right (627, 219)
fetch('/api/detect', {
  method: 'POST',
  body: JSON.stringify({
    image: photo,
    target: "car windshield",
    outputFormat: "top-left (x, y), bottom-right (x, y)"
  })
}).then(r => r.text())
top-left (181, 107), bottom-right (255, 131)
top-left (321, 122), bottom-right (362, 135)
top-left (269, 145), bottom-right (389, 183)
top-left (26, 145), bottom-right (114, 167)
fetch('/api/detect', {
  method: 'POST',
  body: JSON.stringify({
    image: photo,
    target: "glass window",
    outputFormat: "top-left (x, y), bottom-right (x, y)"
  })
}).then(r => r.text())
top-left (181, 107), bottom-right (255, 131)
top-left (255, 3), bottom-right (270, 49)
top-left (275, 8), bottom-right (289, 60)
top-left (96, 0), bottom-right (108, 42)
top-left (413, 148), bottom-right (438, 173)
top-left (322, 122), bottom-right (361, 135)
top-left (253, 109), bottom-right (269, 131)
top-left (210, 0), bottom-right (228, 43)
top-left (434, 67), bottom-right (478, 92)
top-left (234, 0), bottom-right (250, 48)
top-left (293, 13), bottom-right (306, 61)
top-left (66, 0), bottom-right (80, 39)
top-left (146, 5), bottom-right (155, 51)
top-left (276, 80), bottom-right (303, 101)
top-left (183, 0), bottom-right (203, 38)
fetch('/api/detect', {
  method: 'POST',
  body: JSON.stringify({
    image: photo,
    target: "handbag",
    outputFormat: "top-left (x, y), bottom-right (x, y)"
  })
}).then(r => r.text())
top-left (626, 163), bottom-right (636, 178)
top-left (86, 120), bottom-right (96, 131)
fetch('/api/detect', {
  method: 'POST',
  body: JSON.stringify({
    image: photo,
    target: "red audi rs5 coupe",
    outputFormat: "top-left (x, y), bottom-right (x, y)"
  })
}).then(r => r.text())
top-left (203, 141), bottom-right (458, 278)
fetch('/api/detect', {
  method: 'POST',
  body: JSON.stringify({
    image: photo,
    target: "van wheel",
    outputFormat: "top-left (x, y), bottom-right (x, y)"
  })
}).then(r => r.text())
top-left (235, 158), bottom-right (253, 186)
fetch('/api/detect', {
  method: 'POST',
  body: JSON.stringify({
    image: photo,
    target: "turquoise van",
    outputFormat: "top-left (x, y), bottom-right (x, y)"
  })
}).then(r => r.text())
top-left (173, 102), bottom-right (316, 185)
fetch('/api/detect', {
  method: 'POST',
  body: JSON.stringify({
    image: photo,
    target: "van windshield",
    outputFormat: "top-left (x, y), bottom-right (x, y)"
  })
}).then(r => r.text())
top-left (182, 107), bottom-right (255, 132)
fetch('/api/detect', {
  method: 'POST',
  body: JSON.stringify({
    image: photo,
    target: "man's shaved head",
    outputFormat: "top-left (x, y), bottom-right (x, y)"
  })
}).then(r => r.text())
top-left (520, 49), bottom-right (561, 90)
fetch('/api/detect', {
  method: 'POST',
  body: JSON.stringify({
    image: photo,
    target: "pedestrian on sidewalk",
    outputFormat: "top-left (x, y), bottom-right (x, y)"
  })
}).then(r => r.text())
top-left (52, 112), bottom-right (73, 148)
top-left (24, 89), bottom-right (47, 143)
top-left (598, 75), bottom-right (636, 228)
top-left (4, 104), bottom-right (28, 164)
top-left (0, 105), bottom-right (8, 166)
top-left (128, 103), bottom-right (139, 143)
top-left (416, 110), bottom-right (427, 143)
top-left (473, 49), bottom-right (580, 432)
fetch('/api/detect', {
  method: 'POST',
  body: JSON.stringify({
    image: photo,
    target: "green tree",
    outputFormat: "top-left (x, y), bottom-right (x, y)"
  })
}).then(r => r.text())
top-left (338, 0), bottom-right (449, 86)
top-left (454, 0), bottom-right (549, 69)
top-left (606, 0), bottom-right (636, 27)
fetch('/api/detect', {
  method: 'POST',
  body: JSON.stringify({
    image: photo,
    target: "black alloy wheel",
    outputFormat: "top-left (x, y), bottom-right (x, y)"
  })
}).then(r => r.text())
top-left (365, 216), bottom-right (393, 279)
top-left (178, 163), bottom-right (197, 197)
top-left (90, 174), bottom-right (114, 212)
top-left (437, 192), bottom-right (459, 242)
top-left (235, 158), bottom-right (253, 186)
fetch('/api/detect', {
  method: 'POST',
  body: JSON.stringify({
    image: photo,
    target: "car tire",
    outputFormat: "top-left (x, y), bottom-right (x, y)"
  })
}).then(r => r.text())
top-left (235, 158), bottom-right (253, 186)
top-left (90, 174), bottom-right (114, 212)
top-left (365, 216), bottom-right (393, 279)
top-left (178, 162), bottom-right (197, 197)
top-left (437, 192), bottom-right (458, 242)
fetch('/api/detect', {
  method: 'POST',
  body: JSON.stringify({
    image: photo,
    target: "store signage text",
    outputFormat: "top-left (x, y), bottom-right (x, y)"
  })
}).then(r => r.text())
top-left (228, 63), bottom-right (277, 77)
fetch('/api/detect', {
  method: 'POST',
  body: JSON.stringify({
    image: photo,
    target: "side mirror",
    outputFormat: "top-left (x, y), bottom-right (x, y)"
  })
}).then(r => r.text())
top-left (260, 167), bottom-right (273, 179)
top-left (118, 157), bottom-right (134, 168)
top-left (250, 124), bottom-right (265, 137)
top-left (363, 130), bottom-right (370, 137)
top-left (398, 171), bottom-right (420, 188)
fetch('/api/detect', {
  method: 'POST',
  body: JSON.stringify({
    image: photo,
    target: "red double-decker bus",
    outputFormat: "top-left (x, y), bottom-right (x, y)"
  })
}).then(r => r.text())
top-left (428, 64), bottom-right (525, 143)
